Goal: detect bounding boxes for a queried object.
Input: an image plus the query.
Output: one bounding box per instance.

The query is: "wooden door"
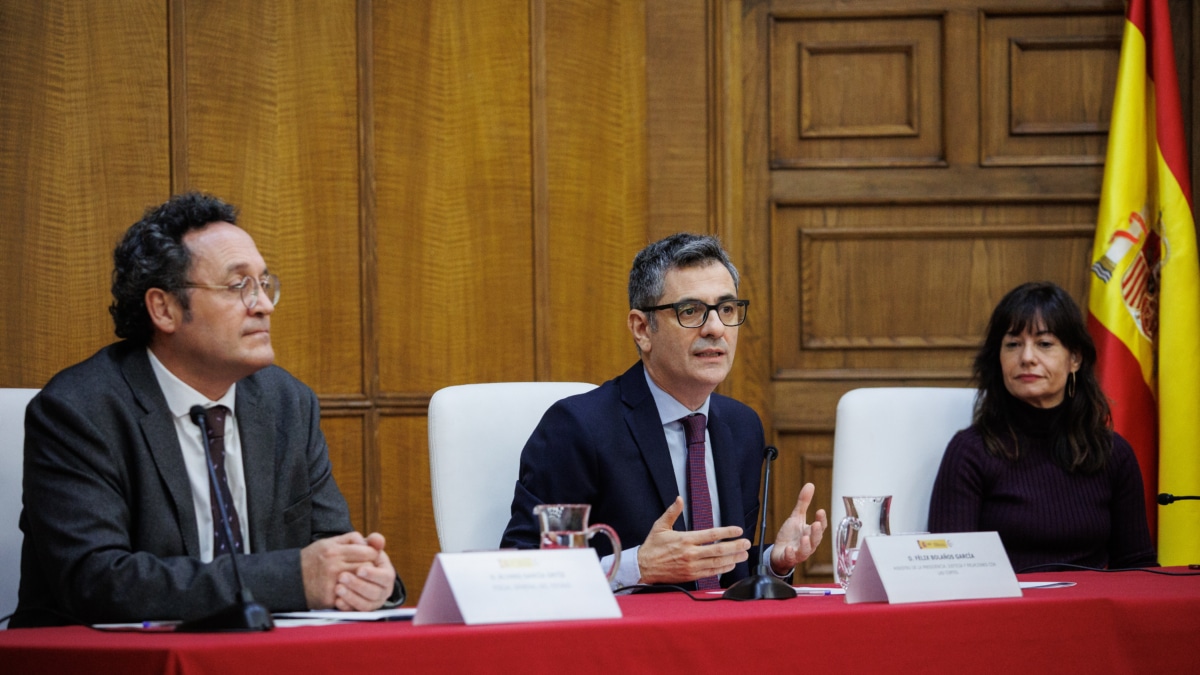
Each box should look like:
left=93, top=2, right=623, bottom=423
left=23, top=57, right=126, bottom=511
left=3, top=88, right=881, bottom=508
left=728, top=0, right=1131, bottom=581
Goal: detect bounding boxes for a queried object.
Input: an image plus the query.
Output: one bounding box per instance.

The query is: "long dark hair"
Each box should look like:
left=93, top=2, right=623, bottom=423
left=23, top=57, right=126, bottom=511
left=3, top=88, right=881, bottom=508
left=973, top=281, right=1113, bottom=472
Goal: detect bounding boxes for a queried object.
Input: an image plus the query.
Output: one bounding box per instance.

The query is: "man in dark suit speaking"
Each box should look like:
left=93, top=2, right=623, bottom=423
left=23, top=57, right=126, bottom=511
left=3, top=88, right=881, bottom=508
left=502, top=234, right=826, bottom=589
left=13, top=193, right=403, bottom=628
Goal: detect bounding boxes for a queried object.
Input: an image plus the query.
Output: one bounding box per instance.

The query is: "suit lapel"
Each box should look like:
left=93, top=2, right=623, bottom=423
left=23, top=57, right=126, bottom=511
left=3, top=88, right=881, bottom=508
left=707, top=401, right=745, bottom=531
left=235, top=374, right=276, bottom=552
left=620, top=363, right=683, bottom=530
left=121, top=347, right=201, bottom=557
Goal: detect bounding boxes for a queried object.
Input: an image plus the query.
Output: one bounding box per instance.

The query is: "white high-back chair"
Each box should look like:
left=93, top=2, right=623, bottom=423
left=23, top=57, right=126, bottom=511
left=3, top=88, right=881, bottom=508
left=1, top=388, right=39, bottom=629
left=829, top=387, right=976, bottom=553
left=427, top=382, right=597, bottom=554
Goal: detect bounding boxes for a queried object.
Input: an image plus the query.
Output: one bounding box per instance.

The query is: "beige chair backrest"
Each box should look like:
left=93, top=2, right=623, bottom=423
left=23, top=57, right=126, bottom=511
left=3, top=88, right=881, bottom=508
left=427, top=382, right=597, bottom=554
left=829, top=386, right=976, bottom=571
left=1, top=388, right=39, bottom=628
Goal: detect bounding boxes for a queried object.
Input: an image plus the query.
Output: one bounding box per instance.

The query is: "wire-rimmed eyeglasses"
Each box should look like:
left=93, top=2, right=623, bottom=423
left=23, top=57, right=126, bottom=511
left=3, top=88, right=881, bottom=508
left=184, top=274, right=281, bottom=310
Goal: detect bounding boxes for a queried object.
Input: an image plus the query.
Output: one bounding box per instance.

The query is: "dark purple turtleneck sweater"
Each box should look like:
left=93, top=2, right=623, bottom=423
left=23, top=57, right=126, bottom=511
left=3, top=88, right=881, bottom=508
left=927, top=399, right=1158, bottom=572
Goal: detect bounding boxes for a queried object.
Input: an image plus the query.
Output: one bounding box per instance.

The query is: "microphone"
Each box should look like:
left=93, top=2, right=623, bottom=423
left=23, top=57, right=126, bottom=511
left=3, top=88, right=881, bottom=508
left=177, top=405, right=274, bottom=632
left=1158, top=493, right=1200, bottom=505
left=722, top=446, right=796, bottom=600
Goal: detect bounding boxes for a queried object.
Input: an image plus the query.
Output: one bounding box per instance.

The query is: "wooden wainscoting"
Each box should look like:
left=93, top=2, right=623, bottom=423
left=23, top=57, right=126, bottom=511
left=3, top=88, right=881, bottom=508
left=1, top=0, right=1195, bottom=596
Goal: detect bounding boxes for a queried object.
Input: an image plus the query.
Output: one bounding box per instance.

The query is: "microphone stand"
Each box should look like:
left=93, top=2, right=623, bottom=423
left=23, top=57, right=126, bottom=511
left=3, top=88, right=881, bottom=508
left=723, top=446, right=797, bottom=600
left=177, top=406, right=274, bottom=632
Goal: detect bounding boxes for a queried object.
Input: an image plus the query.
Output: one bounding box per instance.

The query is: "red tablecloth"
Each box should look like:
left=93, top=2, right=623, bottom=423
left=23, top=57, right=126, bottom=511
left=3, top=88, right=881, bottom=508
left=2, top=569, right=1198, bottom=674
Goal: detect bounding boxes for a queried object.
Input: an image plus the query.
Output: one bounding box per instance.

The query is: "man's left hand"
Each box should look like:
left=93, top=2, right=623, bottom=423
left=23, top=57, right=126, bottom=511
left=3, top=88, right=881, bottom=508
left=333, top=532, right=397, bottom=611
left=768, top=482, right=827, bottom=576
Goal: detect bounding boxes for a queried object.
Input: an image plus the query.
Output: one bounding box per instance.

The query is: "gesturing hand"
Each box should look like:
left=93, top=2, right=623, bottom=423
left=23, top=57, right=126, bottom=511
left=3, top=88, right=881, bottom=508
left=768, top=482, right=827, bottom=576
left=637, top=496, right=750, bottom=585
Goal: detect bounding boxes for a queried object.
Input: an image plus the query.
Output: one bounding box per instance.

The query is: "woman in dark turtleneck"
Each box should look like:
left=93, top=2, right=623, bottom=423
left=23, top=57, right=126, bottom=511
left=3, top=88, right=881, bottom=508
left=928, top=281, right=1157, bottom=572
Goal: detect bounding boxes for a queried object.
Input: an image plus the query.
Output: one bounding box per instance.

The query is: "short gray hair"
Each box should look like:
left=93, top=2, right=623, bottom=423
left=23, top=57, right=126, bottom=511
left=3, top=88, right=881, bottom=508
left=628, top=233, right=739, bottom=329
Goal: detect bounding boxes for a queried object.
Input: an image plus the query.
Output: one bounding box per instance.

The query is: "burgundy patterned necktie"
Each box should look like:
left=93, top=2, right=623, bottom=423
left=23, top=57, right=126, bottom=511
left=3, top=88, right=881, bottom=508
left=203, top=405, right=245, bottom=555
left=681, top=413, right=720, bottom=590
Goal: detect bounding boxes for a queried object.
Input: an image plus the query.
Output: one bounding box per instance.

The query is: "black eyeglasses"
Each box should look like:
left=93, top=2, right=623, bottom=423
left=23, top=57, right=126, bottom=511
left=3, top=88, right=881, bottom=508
left=184, top=274, right=280, bottom=310
left=638, top=299, right=749, bottom=328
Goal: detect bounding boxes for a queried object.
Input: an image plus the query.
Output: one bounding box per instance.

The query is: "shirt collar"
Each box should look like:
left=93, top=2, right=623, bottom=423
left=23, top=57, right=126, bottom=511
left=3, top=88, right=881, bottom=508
left=147, top=347, right=238, bottom=419
left=643, top=368, right=710, bottom=425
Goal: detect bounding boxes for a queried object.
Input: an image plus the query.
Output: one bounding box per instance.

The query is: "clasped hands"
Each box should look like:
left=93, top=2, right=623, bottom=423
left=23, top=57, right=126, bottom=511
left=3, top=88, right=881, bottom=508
left=636, top=483, right=827, bottom=585
left=301, top=531, right=396, bottom=610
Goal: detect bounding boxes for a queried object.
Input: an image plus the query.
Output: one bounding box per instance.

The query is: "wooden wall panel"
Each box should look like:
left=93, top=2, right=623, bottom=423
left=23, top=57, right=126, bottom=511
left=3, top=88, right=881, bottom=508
left=720, top=0, right=774, bottom=423
left=646, top=0, right=710, bottom=239
left=374, top=0, right=536, bottom=395
left=772, top=202, right=1097, bottom=373
left=181, top=0, right=363, bottom=395
left=320, top=412, right=367, bottom=531
left=0, top=0, right=169, bottom=386
left=542, top=0, right=650, bottom=383
left=771, top=14, right=944, bottom=167
left=769, top=7, right=1126, bottom=172
left=797, top=226, right=1089, bottom=347
left=981, top=11, right=1123, bottom=166
left=378, top=414, right=438, bottom=603
left=768, top=201, right=1099, bottom=372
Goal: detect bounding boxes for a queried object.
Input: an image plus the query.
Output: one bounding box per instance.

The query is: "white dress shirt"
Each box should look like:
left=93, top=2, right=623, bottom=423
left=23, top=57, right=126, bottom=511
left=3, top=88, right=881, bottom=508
left=147, top=348, right=251, bottom=562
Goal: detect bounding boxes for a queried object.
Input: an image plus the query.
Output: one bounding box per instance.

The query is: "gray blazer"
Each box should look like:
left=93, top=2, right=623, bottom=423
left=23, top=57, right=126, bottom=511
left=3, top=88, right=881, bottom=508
left=13, top=341, right=398, bottom=627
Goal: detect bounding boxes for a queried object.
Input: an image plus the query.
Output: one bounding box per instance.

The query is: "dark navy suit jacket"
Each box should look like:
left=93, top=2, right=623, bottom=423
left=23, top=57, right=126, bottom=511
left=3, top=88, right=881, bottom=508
left=500, top=361, right=766, bottom=588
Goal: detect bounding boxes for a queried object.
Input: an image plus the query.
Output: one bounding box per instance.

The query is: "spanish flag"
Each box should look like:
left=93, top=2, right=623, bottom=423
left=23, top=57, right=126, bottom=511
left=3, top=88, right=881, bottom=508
left=1088, top=0, right=1200, bottom=565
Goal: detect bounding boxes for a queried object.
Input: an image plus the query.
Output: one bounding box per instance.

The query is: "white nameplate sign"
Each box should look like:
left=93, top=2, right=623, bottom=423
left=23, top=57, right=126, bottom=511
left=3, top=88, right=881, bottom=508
left=413, top=549, right=622, bottom=625
left=845, top=531, right=1021, bottom=604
